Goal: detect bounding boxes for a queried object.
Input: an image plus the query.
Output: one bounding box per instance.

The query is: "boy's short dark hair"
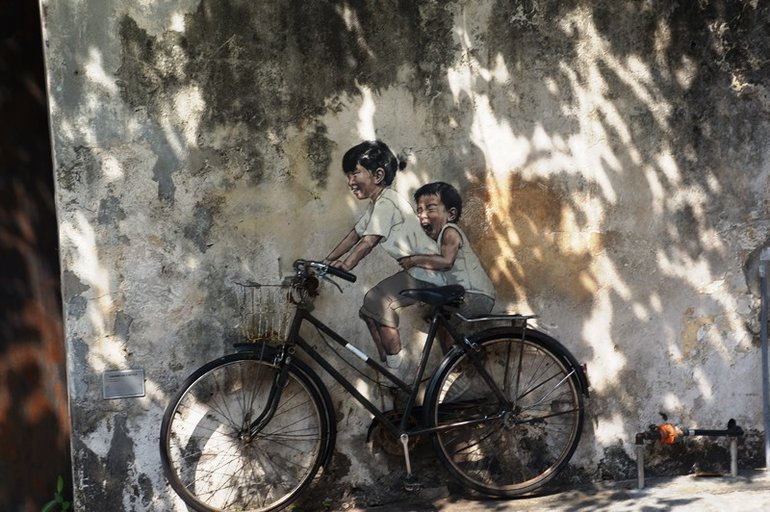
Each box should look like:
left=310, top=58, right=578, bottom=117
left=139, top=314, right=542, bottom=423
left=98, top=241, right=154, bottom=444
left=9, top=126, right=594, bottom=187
left=414, top=181, right=463, bottom=221
left=342, top=140, right=406, bottom=186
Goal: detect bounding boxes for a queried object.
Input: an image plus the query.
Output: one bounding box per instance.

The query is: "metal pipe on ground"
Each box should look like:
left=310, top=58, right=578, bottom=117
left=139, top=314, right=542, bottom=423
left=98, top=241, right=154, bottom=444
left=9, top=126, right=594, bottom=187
left=634, top=420, right=743, bottom=489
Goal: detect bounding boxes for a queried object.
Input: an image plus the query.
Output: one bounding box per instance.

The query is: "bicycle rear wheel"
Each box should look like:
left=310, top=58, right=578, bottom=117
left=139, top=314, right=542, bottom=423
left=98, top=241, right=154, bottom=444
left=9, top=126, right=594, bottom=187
left=160, top=351, right=332, bottom=512
left=425, top=328, right=584, bottom=497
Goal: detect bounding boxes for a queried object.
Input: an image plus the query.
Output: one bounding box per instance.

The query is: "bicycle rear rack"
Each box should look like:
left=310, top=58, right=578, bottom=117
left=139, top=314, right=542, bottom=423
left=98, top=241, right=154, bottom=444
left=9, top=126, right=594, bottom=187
left=455, top=312, right=537, bottom=328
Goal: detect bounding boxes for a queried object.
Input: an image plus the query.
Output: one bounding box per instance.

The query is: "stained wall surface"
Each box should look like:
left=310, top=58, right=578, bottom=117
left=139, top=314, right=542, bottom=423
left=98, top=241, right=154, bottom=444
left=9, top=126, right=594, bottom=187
left=40, top=0, right=770, bottom=509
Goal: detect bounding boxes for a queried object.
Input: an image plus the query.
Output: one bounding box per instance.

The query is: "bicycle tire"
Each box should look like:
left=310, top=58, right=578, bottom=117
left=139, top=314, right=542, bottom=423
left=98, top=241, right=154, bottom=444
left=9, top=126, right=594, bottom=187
left=160, top=351, right=334, bottom=512
left=424, top=328, right=584, bottom=497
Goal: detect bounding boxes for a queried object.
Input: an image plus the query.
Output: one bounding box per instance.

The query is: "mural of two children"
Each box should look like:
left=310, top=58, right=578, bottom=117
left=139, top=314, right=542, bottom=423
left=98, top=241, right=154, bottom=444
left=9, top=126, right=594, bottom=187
left=323, top=140, right=496, bottom=370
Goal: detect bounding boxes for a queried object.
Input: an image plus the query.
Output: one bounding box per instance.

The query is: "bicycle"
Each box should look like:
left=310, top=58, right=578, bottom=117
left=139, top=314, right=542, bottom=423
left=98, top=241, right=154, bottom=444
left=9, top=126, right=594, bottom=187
left=160, top=259, right=590, bottom=512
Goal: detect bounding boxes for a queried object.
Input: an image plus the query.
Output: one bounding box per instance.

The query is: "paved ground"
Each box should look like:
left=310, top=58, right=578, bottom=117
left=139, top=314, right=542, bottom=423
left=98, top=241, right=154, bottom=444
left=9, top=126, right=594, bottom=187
left=349, top=470, right=770, bottom=511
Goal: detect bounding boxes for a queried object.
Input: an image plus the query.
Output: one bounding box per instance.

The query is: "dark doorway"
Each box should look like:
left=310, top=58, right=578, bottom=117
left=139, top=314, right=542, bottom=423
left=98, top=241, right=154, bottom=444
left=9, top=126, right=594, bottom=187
left=0, top=1, right=71, bottom=511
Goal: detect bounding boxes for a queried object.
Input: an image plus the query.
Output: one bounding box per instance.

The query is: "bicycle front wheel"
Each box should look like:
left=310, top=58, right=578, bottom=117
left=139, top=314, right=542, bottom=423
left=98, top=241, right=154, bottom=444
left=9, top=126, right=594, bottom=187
left=160, top=352, right=331, bottom=512
left=425, top=328, right=584, bottom=497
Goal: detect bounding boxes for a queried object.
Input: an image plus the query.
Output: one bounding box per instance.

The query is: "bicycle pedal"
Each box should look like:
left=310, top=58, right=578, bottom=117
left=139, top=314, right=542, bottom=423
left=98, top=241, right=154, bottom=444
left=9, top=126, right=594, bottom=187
left=401, top=474, right=422, bottom=492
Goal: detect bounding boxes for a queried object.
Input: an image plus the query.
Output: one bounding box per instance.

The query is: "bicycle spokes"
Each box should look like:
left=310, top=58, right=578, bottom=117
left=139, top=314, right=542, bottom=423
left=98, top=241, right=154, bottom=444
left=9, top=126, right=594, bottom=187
left=428, top=333, right=584, bottom=496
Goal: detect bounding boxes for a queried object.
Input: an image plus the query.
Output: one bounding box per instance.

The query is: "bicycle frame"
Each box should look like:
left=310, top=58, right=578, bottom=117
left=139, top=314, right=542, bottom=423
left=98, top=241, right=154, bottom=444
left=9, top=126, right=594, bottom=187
left=292, top=305, right=445, bottom=439
left=257, top=298, right=525, bottom=442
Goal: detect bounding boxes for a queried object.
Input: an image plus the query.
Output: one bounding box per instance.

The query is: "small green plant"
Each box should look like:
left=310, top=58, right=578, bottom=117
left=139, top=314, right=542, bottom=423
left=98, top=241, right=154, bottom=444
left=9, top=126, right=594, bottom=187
left=41, top=475, right=72, bottom=512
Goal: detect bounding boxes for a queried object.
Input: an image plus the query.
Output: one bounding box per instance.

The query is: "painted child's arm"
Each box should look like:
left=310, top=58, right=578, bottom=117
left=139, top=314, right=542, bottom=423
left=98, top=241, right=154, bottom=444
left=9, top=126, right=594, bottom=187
left=339, top=234, right=382, bottom=271
left=400, top=227, right=461, bottom=271
left=324, top=229, right=360, bottom=265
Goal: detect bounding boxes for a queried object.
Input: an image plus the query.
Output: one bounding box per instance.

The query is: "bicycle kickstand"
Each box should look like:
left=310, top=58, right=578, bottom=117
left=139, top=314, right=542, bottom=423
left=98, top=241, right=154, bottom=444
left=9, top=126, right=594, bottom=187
left=399, top=434, right=422, bottom=492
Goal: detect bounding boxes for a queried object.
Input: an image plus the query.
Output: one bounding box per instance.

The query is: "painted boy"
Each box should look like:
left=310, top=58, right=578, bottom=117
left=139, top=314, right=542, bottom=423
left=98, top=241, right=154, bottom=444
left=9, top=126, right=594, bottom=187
left=399, top=181, right=495, bottom=351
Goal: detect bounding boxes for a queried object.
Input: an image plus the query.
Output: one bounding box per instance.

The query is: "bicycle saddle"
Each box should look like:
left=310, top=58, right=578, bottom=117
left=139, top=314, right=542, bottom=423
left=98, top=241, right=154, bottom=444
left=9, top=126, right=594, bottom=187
left=400, top=285, right=465, bottom=306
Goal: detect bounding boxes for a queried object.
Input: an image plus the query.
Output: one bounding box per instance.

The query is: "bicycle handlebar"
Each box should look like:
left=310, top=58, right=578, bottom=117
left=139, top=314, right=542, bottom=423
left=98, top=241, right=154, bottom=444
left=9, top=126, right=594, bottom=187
left=296, top=259, right=357, bottom=283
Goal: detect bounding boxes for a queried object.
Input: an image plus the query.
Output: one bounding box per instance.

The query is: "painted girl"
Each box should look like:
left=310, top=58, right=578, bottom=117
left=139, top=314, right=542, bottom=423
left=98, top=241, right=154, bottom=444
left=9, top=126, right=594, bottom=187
left=323, top=140, right=444, bottom=369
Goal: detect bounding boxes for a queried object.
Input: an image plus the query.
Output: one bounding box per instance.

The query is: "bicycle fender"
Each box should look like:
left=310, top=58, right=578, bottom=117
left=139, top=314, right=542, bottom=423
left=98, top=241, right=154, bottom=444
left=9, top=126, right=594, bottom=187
left=521, top=328, right=590, bottom=398
left=230, top=344, right=338, bottom=468
left=428, top=328, right=590, bottom=400
left=280, top=355, right=339, bottom=469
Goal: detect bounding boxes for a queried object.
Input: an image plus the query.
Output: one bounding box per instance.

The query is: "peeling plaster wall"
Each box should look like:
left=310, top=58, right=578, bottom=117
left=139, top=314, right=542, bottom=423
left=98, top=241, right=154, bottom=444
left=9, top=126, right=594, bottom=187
left=40, top=0, right=770, bottom=509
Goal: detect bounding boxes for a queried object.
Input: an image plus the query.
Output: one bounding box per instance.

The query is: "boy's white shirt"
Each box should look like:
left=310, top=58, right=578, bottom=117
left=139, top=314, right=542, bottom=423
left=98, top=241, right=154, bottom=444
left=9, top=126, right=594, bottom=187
left=438, top=223, right=495, bottom=300
left=354, top=188, right=445, bottom=286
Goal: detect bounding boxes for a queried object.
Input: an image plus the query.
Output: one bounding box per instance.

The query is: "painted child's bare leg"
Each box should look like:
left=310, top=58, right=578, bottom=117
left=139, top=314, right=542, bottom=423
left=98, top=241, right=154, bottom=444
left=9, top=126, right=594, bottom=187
left=363, top=315, right=387, bottom=362
left=378, top=325, right=404, bottom=369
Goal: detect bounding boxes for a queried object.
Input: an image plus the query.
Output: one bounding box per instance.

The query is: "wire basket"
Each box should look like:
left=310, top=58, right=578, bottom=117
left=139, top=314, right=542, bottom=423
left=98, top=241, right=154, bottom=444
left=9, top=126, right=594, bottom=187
left=236, top=283, right=294, bottom=343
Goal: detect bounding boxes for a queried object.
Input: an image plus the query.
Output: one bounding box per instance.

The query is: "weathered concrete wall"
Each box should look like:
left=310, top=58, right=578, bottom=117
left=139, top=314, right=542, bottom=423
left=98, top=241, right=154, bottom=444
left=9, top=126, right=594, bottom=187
left=40, top=0, right=770, bottom=509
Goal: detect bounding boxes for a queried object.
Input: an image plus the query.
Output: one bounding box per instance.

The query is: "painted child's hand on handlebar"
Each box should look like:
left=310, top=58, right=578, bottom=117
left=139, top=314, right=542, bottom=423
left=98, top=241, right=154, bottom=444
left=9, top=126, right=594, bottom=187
left=310, top=258, right=357, bottom=282
left=323, top=262, right=357, bottom=282
left=323, top=258, right=345, bottom=270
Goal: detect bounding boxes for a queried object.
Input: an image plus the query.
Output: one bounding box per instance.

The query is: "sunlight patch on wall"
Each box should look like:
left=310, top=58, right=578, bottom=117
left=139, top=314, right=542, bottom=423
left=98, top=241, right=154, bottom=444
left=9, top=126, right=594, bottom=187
left=356, top=82, right=377, bottom=141
left=593, top=412, right=629, bottom=447
left=84, top=47, right=118, bottom=95
left=173, top=86, right=205, bottom=147
left=656, top=150, right=681, bottom=186
left=61, top=213, right=110, bottom=308
left=169, top=12, right=185, bottom=33
left=446, top=40, right=531, bottom=179
left=662, top=392, right=683, bottom=412
left=581, top=292, right=627, bottom=393
left=558, top=63, right=619, bottom=205
left=335, top=4, right=375, bottom=59
left=560, top=9, right=673, bottom=129
left=482, top=177, right=523, bottom=298
left=642, top=164, right=666, bottom=216
left=674, top=55, right=698, bottom=89
left=185, top=255, right=199, bottom=270
left=692, top=367, right=714, bottom=400
left=60, top=213, right=125, bottom=372
left=467, top=96, right=530, bottom=177
left=656, top=248, right=710, bottom=287
left=160, top=117, right=185, bottom=159
left=99, top=153, right=125, bottom=182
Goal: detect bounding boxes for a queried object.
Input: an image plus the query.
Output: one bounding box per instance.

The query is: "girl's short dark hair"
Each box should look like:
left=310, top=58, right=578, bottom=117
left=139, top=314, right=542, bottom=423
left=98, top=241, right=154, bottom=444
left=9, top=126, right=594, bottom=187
left=414, top=181, right=463, bottom=221
left=342, top=140, right=406, bottom=186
